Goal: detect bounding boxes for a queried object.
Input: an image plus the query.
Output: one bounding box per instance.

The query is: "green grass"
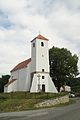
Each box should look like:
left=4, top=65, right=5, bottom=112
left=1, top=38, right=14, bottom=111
left=0, top=92, right=67, bottom=99
left=0, top=92, right=68, bottom=112
left=0, top=99, right=39, bottom=112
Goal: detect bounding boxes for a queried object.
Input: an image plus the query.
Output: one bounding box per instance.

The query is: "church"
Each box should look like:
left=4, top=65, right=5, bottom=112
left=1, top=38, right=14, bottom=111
left=4, top=34, right=58, bottom=93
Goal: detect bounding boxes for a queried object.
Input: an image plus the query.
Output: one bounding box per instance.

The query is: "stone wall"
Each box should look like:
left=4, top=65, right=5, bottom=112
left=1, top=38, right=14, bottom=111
left=35, top=95, right=69, bottom=108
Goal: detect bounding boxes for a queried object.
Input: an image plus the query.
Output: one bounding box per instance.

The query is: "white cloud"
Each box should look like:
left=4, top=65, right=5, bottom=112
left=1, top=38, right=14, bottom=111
left=0, top=0, right=80, bottom=76
left=48, top=6, right=80, bottom=47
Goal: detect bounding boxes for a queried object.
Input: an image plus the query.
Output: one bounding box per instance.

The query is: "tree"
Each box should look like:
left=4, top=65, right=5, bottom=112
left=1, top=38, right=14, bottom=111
left=0, top=78, right=3, bottom=92
left=66, top=77, right=80, bottom=92
left=0, top=75, right=10, bottom=92
left=49, top=46, right=79, bottom=92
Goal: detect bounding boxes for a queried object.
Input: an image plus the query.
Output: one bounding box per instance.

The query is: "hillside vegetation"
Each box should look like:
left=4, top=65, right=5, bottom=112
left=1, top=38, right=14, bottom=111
left=0, top=92, right=67, bottom=112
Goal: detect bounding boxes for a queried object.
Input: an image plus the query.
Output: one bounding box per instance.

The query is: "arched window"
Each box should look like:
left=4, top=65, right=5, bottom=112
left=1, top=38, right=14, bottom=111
left=42, top=76, right=45, bottom=79
left=42, top=69, right=44, bottom=72
left=41, top=42, right=44, bottom=46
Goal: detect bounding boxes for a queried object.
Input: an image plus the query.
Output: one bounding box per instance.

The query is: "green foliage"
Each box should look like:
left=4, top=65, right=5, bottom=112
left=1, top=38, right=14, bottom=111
left=67, top=77, right=80, bottom=86
left=49, top=47, right=79, bottom=92
left=0, top=75, right=10, bottom=92
left=66, top=77, right=80, bottom=92
left=71, top=85, right=80, bottom=92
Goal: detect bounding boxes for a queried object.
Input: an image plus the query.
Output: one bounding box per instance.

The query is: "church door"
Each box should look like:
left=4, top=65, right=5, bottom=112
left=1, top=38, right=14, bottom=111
left=42, top=84, right=45, bottom=92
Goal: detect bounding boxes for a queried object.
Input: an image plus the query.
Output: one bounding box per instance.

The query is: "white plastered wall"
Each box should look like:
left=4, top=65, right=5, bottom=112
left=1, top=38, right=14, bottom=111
left=31, top=39, right=49, bottom=73
left=6, top=62, right=31, bottom=92
left=30, top=73, right=58, bottom=93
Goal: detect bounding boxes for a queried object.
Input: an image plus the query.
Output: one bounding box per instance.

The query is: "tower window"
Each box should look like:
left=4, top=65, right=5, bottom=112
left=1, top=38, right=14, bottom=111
left=42, top=76, right=45, bottom=79
left=33, top=43, right=35, bottom=47
left=42, top=69, right=44, bottom=72
left=41, top=42, right=44, bottom=46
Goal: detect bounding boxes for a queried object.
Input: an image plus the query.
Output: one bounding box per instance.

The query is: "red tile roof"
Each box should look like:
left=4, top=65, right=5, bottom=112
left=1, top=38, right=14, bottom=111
left=31, top=34, right=49, bottom=42
left=11, top=58, right=31, bottom=72
left=4, top=79, right=17, bottom=87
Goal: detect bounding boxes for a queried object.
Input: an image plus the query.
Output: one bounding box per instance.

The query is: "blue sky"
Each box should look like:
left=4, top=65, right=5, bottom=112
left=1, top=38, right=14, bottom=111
left=0, top=0, right=80, bottom=76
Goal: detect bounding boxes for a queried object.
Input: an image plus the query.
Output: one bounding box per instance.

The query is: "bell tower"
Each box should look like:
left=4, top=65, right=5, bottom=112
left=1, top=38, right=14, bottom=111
left=30, top=34, right=58, bottom=93
left=31, top=34, right=49, bottom=73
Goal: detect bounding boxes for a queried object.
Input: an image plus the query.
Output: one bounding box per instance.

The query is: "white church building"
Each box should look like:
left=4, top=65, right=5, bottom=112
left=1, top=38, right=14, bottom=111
left=4, top=34, right=58, bottom=93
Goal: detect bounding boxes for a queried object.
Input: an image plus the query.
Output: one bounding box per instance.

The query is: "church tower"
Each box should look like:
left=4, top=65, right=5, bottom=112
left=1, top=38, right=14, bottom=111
left=30, top=34, right=58, bottom=93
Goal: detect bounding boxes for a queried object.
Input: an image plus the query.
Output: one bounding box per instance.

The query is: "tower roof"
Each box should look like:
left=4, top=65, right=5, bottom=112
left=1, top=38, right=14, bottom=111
left=11, top=58, right=31, bottom=72
left=31, top=34, right=49, bottom=42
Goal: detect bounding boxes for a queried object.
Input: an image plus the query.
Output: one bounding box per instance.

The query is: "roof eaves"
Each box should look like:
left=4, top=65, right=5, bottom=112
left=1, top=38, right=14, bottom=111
left=4, top=79, right=17, bottom=87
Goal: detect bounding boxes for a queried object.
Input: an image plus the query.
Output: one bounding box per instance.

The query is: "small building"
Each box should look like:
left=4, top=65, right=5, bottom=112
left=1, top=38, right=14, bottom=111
left=4, top=34, right=58, bottom=93
left=60, top=85, right=71, bottom=92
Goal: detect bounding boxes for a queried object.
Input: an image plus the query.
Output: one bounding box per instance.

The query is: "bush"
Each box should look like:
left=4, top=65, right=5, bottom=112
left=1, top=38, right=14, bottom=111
left=71, top=86, right=80, bottom=92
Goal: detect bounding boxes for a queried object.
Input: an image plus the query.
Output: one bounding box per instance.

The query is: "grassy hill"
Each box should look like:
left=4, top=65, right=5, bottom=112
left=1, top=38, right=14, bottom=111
left=0, top=92, right=67, bottom=112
